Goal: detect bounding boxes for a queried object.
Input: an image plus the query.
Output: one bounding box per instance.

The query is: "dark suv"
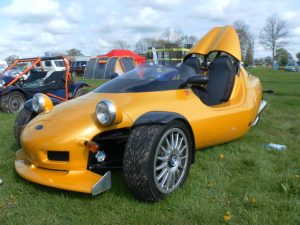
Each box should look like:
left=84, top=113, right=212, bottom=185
left=70, top=61, right=88, bottom=77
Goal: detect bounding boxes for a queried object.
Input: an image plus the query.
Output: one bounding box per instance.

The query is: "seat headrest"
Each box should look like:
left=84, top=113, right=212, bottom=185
left=182, top=57, right=201, bottom=74
left=211, top=55, right=233, bottom=68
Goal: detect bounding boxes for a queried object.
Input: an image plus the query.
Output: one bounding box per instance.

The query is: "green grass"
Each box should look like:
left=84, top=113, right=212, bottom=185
left=1, top=69, right=299, bottom=225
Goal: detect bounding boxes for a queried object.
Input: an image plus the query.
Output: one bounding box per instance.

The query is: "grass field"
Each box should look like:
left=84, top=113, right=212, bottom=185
left=0, top=68, right=299, bottom=225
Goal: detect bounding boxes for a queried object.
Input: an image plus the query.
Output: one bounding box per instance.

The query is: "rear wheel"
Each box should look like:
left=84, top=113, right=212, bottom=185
left=14, top=107, right=36, bottom=148
left=0, top=91, right=25, bottom=113
left=123, top=121, right=192, bottom=202
left=75, top=88, right=89, bottom=97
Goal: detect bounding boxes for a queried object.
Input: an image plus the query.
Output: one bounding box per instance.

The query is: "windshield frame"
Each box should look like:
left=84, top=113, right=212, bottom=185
left=94, top=64, right=197, bottom=93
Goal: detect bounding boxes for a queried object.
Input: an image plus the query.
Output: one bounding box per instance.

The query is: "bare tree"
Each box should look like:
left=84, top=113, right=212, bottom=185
left=161, top=27, right=183, bottom=45
left=135, top=38, right=156, bottom=54
left=161, top=28, right=172, bottom=43
left=233, top=20, right=253, bottom=60
left=5, top=55, right=19, bottom=65
left=113, top=40, right=130, bottom=49
left=259, top=14, right=289, bottom=62
left=181, top=35, right=198, bottom=46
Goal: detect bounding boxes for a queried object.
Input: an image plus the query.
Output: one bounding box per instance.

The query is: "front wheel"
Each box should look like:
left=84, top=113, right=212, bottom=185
left=123, top=121, right=192, bottom=202
left=14, top=107, right=36, bottom=148
left=75, top=88, right=89, bottom=97
left=0, top=91, right=25, bottom=113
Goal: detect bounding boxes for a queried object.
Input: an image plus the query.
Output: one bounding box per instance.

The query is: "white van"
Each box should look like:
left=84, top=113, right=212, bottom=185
left=0, top=60, right=8, bottom=73
left=40, top=60, right=65, bottom=71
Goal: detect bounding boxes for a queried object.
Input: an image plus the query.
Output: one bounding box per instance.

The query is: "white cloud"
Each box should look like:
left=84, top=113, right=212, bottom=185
left=0, top=0, right=300, bottom=59
left=66, top=2, right=83, bottom=22
left=47, top=19, right=76, bottom=34
left=1, top=0, right=60, bottom=22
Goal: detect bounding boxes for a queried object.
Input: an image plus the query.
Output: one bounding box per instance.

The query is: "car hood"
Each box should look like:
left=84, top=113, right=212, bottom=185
left=22, top=90, right=193, bottom=144
left=21, top=89, right=194, bottom=171
left=0, top=74, right=15, bottom=85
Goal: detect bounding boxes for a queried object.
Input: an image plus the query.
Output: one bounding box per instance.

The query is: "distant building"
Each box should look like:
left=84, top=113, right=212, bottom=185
left=147, top=44, right=192, bottom=66
left=70, top=56, right=91, bottom=61
left=272, top=61, right=279, bottom=70
left=44, top=51, right=66, bottom=57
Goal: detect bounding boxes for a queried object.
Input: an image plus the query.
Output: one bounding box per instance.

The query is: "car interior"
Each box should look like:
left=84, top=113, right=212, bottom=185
left=182, top=52, right=239, bottom=106
left=23, top=71, right=69, bottom=93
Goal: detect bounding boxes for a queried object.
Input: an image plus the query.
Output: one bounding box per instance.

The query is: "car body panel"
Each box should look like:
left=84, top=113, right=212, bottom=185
left=186, top=26, right=242, bottom=61
left=15, top=149, right=108, bottom=194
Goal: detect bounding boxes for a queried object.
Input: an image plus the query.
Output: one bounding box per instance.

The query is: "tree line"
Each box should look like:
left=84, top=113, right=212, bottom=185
left=4, top=14, right=299, bottom=67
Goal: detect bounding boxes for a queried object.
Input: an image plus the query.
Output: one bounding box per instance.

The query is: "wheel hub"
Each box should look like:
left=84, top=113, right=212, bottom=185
left=168, top=155, right=178, bottom=167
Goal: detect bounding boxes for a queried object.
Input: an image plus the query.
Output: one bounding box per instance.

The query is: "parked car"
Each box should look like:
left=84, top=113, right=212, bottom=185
left=15, top=26, right=267, bottom=202
left=284, top=62, right=300, bottom=72
left=0, top=56, right=90, bottom=114
left=70, top=60, right=88, bottom=77
left=41, top=59, right=66, bottom=72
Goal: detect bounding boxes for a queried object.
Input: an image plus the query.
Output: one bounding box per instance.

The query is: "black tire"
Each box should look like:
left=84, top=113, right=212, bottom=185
left=0, top=91, right=25, bottom=113
left=123, top=121, right=192, bottom=202
left=75, top=88, right=89, bottom=97
left=14, top=107, right=36, bottom=148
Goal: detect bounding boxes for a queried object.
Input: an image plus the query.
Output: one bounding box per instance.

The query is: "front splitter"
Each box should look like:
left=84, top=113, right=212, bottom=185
left=15, top=149, right=111, bottom=195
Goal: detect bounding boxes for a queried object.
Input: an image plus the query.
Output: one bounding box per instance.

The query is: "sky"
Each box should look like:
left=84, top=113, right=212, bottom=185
left=0, top=0, right=300, bottom=60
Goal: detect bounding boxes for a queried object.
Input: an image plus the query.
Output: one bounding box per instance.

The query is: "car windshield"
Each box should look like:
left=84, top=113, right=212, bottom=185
left=54, top=61, right=64, bottom=67
left=2, top=68, right=22, bottom=77
left=94, top=64, right=196, bottom=93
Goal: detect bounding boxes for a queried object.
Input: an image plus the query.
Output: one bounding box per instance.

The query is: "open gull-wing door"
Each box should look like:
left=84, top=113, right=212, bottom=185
left=185, top=26, right=242, bottom=61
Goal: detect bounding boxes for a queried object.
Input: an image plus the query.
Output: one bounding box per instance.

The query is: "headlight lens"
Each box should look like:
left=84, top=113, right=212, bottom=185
left=96, top=100, right=116, bottom=125
left=32, top=93, right=53, bottom=113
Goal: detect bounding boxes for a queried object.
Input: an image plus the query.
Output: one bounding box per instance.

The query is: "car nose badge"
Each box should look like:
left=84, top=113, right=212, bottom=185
left=35, top=125, right=44, bottom=130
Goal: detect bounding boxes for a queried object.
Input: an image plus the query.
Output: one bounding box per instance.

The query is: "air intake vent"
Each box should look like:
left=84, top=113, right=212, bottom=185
left=48, top=151, right=69, bottom=161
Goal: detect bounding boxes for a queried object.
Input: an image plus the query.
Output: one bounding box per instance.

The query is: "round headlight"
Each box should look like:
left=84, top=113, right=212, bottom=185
left=32, top=93, right=53, bottom=113
left=96, top=100, right=116, bottom=125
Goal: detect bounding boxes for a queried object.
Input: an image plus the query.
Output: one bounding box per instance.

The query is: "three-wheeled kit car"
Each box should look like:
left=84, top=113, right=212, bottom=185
left=15, top=26, right=267, bottom=202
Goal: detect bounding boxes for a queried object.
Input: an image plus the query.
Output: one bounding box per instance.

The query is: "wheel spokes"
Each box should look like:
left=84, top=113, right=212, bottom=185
left=154, top=127, right=189, bottom=193
left=156, top=162, right=168, bottom=171
left=157, top=168, right=168, bottom=181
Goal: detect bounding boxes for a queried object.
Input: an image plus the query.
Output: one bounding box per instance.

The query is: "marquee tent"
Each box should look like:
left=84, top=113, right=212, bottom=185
left=84, top=50, right=146, bottom=79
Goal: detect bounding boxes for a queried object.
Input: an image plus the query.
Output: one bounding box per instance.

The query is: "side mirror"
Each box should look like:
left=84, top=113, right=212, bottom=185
left=186, top=75, right=209, bottom=86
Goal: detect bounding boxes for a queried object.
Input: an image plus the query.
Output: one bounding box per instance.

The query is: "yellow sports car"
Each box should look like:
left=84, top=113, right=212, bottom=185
left=15, top=26, right=266, bottom=202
